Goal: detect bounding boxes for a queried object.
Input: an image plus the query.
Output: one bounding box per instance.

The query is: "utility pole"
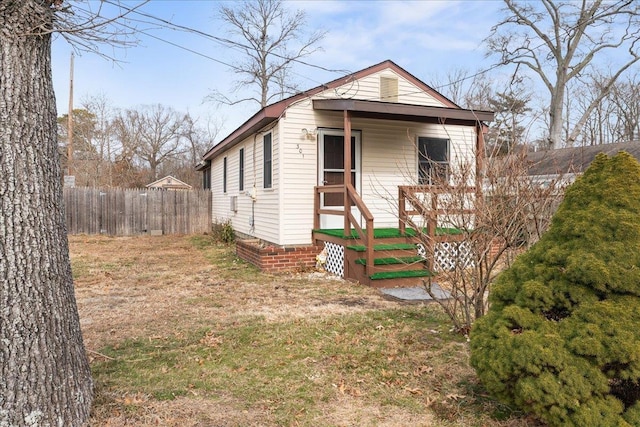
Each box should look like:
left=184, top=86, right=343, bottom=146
left=67, top=52, right=74, bottom=177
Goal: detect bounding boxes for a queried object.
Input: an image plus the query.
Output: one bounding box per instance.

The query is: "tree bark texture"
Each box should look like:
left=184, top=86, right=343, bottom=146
left=0, top=2, right=93, bottom=426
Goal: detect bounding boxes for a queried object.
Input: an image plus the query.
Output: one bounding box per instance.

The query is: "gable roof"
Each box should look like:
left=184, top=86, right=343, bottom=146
left=146, top=175, right=192, bottom=189
left=202, top=60, right=492, bottom=162
left=525, top=141, right=640, bottom=176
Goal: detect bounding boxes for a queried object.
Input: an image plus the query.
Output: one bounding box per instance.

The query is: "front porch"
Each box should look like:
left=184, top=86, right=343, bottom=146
left=306, top=98, right=484, bottom=288
left=234, top=184, right=475, bottom=290
left=312, top=184, right=474, bottom=288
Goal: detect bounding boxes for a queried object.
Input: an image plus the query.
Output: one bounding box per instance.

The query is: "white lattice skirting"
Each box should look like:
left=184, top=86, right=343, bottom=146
left=320, top=240, right=472, bottom=278
left=434, top=241, right=473, bottom=271
left=324, top=242, right=344, bottom=277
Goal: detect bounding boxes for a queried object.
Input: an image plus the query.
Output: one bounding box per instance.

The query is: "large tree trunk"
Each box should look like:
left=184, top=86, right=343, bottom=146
left=0, top=2, right=93, bottom=425
left=548, top=79, right=566, bottom=150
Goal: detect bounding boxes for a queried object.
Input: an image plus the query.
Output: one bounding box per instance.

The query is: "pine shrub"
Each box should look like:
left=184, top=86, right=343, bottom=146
left=470, top=152, right=640, bottom=426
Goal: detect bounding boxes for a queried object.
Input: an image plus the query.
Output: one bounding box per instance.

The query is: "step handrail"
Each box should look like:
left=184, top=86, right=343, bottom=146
left=346, top=183, right=374, bottom=277
left=314, top=184, right=375, bottom=276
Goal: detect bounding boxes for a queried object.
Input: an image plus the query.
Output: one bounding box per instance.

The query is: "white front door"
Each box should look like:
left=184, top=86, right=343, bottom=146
left=318, top=129, right=362, bottom=229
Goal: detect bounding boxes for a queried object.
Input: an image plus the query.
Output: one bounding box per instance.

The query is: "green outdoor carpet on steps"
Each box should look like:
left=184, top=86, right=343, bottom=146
left=355, top=256, right=425, bottom=266
left=370, top=269, right=436, bottom=280
left=346, top=243, right=416, bottom=252
left=314, top=227, right=461, bottom=239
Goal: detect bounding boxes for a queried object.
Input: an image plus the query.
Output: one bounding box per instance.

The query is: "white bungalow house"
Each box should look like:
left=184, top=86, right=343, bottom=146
left=198, top=60, right=493, bottom=287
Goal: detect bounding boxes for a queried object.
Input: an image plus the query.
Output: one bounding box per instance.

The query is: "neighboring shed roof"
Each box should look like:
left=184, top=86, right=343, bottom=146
left=525, top=141, right=640, bottom=176
left=201, top=59, right=493, bottom=162
left=146, top=175, right=192, bottom=190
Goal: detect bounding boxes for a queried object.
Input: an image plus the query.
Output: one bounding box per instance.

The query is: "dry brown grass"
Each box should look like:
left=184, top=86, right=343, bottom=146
left=72, top=235, right=397, bottom=352
left=70, top=234, right=542, bottom=427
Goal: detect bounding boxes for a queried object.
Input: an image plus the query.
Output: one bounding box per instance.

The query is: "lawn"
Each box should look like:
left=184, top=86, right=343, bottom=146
left=70, top=234, right=541, bottom=426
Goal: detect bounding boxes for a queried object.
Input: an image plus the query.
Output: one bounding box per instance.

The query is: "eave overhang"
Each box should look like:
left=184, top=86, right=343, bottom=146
left=313, top=99, right=494, bottom=125
left=201, top=103, right=288, bottom=162
left=194, top=159, right=211, bottom=172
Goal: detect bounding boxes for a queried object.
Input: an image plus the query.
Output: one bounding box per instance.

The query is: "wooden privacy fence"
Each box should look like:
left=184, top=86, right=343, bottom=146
left=63, top=187, right=211, bottom=236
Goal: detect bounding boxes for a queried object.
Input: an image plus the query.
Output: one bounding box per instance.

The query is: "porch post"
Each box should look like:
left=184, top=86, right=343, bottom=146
left=343, top=109, right=352, bottom=235
left=475, top=123, right=486, bottom=204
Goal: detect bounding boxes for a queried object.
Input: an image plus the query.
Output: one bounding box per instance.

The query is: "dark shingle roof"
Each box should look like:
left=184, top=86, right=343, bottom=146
left=525, top=141, right=640, bottom=176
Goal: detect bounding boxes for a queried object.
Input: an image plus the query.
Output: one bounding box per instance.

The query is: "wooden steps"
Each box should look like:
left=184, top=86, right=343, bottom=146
left=341, top=232, right=435, bottom=288
left=312, top=227, right=467, bottom=288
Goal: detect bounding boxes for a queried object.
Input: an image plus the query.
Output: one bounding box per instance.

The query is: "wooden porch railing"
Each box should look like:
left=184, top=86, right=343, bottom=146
left=398, top=185, right=475, bottom=271
left=314, top=183, right=375, bottom=277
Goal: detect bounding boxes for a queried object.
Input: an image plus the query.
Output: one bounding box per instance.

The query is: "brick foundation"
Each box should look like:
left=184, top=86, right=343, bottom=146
left=236, top=239, right=322, bottom=272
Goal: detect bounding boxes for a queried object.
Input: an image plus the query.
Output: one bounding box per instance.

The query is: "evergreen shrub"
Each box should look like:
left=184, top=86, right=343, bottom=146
left=470, top=152, right=640, bottom=426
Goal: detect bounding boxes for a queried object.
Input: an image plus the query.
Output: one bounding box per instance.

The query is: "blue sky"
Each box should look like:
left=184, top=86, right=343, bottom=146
left=51, top=0, right=506, bottom=140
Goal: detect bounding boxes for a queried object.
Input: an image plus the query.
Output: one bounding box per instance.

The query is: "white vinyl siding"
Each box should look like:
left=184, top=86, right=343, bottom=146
left=210, top=126, right=281, bottom=245
left=331, top=70, right=448, bottom=107
left=358, top=119, right=474, bottom=227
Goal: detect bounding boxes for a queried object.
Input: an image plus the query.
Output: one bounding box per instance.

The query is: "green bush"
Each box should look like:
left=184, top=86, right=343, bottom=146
left=470, top=152, right=640, bottom=427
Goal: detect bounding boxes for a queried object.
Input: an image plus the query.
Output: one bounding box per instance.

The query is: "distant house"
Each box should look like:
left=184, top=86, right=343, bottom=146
left=146, top=175, right=192, bottom=190
left=525, top=141, right=640, bottom=185
left=198, top=60, right=493, bottom=286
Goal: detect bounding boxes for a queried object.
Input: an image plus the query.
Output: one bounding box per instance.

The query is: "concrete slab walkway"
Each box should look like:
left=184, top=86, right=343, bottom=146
left=379, top=283, right=451, bottom=302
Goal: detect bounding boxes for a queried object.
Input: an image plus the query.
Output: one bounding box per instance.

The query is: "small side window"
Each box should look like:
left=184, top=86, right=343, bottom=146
left=263, top=133, right=272, bottom=189
left=223, top=156, right=227, bottom=193
left=239, top=148, right=245, bottom=191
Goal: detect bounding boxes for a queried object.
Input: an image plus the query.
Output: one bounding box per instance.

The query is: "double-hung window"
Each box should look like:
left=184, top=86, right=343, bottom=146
left=239, top=148, right=244, bottom=191
left=263, top=133, right=272, bottom=189
left=223, top=156, right=227, bottom=193
left=418, top=137, right=449, bottom=185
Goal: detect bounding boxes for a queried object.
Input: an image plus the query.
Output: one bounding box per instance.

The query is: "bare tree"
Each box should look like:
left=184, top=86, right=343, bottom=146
left=177, top=114, right=219, bottom=187
left=430, top=67, right=495, bottom=110
left=82, top=93, right=118, bottom=186
left=487, top=0, right=640, bottom=149
left=610, top=73, right=640, bottom=142
left=573, top=75, right=618, bottom=146
left=431, top=69, right=534, bottom=154
left=570, top=72, right=640, bottom=145
left=211, top=0, right=325, bottom=108
left=0, top=2, right=146, bottom=424
left=401, top=152, right=564, bottom=333
left=113, top=104, right=188, bottom=182
left=182, top=114, right=218, bottom=168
